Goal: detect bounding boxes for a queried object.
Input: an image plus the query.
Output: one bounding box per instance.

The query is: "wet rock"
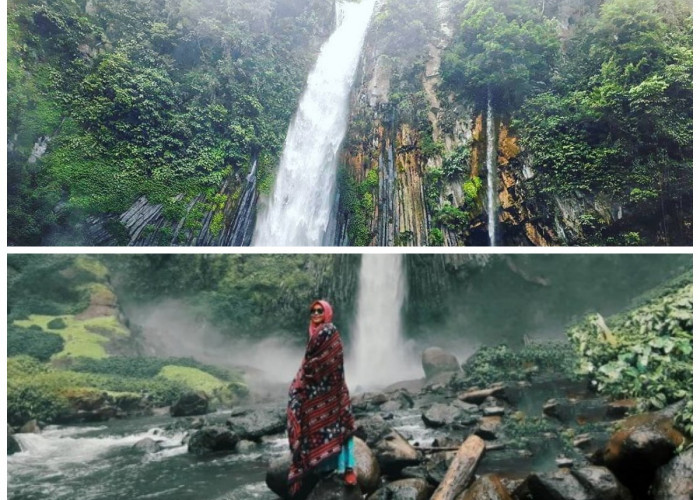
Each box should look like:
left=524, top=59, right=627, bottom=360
left=375, top=429, right=422, bottom=475
left=187, top=426, right=239, bottom=456
left=355, top=437, right=382, bottom=495
left=19, top=419, right=41, bottom=434
left=226, top=407, right=286, bottom=441
left=170, top=391, right=209, bottom=417
left=475, top=416, right=501, bottom=440
left=400, top=465, right=430, bottom=481
left=132, top=437, right=163, bottom=454
left=422, top=347, right=461, bottom=380
left=458, top=384, right=506, bottom=405
left=354, top=390, right=414, bottom=413
left=308, top=475, right=363, bottom=500
left=368, top=478, right=434, bottom=500
left=266, top=439, right=380, bottom=498
left=556, top=456, right=574, bottom=468
left=651, top=448, right=692, bottom=500
left=426, top=451, right=454, bottom=485
left=513, top=469, right=592, bottom=500
left=8, top=426, right=21, bottom=455
left=422, top=404, right=476, bottom=429
left=570, top=466, right=632, bottom=500
left=457, top=474, right=512, bottom=500
left=355, top=416, right=393, bottom=446
left=483, top=406, right=505, bottom=417
left=189, top=417, right=206, bottom=430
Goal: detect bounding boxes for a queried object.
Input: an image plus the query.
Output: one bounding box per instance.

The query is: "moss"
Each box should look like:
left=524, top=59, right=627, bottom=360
left=74, top=256, right=109, bottom=281
left=157, top=365, right=227, bottom=395
left=13, top=314, right=128, bottom=359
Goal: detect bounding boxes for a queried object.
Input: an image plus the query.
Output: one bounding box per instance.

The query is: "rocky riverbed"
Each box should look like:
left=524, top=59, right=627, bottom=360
left=8, top=348, right=691, bottom=500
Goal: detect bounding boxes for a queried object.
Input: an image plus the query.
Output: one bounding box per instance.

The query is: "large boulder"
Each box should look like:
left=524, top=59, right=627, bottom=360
left=187, top=426, right=239, bottom=456
left=307, top=475, right=363, bottom=500
left=368, top=478, right=434, bottom=500
left=651, top=448, right=692, bottom=500
left=374, top=429, right=422, bottom=476
left=512, top=467, right=631, bottom=500
left=457, top=474, right=512, bottom=500
left=170, top=391, right=209, bottom=417
left=355, top=416, right=393, bottom=446
left=596, top=409, right=685, bottom=499
left=422, top=347, right=461, bottom=381
left=266, top=438, right=381, bottom=498
left=132, top=437, right=163, bottom=454
left=421, top=404, right=477, bottom=429
left=226, top=407, right=286, bottom=441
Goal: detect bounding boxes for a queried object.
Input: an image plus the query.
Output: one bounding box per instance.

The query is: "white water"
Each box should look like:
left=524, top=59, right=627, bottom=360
left=346, top=255, right=422, bottom=390
left=486, top=91, right=497, bottom=246
left=252, top=0, right=376, bottom=246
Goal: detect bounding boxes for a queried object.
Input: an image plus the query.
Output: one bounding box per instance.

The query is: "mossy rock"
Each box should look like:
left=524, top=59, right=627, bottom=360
left=47, top=317, right=67, bottom=329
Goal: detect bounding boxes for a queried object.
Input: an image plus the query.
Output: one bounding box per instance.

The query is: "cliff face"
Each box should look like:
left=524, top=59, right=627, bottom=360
left=339, top=0, right=667, bottom=246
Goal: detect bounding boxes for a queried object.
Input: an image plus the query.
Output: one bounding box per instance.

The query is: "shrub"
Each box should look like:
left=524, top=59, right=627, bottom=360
left=7, top=325, right=65, bottom=361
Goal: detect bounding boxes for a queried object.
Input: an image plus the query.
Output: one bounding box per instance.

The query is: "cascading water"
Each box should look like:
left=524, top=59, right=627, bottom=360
left=228, top=157, right=258, bottom=245
left=486, top=89, right=497, bottom=246
left=346, top=254, right=422, bottom=390
left=252, top=0, right=376, bottom=246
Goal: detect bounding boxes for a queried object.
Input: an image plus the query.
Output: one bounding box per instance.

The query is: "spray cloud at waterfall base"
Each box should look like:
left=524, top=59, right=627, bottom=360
left=346, top=255, right=423, bottom=390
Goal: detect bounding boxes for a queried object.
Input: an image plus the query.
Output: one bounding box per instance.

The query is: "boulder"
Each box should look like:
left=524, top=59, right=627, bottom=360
left=353, top=390, right=414, bottom=413
left=226, top=407, right=286, bottom=441
left=512, top=470, right=592, bottom=500
left=235, top=440, right=258, bottom=453
left=307, top=475, right=363, bottom=500
left=651, top=448, right=692, bottom=500
left=19, top=419, right=41, bottom=434
left=421, top=404, right=477, bottom=429
left=475, top=416, right=501, bottom=441
left=170, top=391, right=209, bottom=417
left=368, top=478, right=434, bottom=500
left=422, top=347, right=461, bottom=380
left=355, top=416, right=393, bottom=446
left=132, top=437, right=163, bottom=454
left=8, top=426, right=21, bottom=455
left=374, top=429, right=422, bottom=475
left=266, top=438, right=380, bottom=498
left=457, top=474, right=512, bottom=500
left=570, top=466, right=632, bottom=500
left=187, top=426, right=239, bottom=456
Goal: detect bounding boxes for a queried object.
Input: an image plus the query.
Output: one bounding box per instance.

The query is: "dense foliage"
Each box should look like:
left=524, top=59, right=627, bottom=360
left=460, top=342, right=580, bottom=388
left=8, top=325, right=65, bottom=361
left=8, top=0, right=333, bottom=244
left=441, top=0, right=692, bottom=245
left=568, top=274, right=692, bottom=436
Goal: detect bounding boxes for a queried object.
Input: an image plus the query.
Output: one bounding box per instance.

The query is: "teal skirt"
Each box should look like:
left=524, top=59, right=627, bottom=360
left=317, top=437, right=355, bottom=473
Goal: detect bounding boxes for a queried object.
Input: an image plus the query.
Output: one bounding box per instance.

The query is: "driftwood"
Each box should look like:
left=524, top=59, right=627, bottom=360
left=416, top=443, right=504, bottom=453
left=430, top=435, right=485, bottom=500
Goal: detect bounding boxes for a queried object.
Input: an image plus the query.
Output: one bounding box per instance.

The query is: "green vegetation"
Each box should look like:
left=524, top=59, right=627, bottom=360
left=8, top=325, right=65, bottom=361
left=568, top=280, right=692, bottom=436
left=338, top=167, right=376, bottom=246
left=460, top=342, right=581, bottom=387
left=8, top=0, right=333, bottom=244
left=441, top=0, right=692, bottom=245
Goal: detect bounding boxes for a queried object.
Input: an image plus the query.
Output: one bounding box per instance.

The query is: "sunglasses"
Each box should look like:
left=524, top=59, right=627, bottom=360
left=310, top=308, right=324, bottom=315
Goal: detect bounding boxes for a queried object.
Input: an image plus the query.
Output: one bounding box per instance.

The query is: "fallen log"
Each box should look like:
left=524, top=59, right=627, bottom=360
left=430, top=435, right=485, bottom=500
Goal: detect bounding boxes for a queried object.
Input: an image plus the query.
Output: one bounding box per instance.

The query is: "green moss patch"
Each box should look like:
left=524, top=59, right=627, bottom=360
left=14, top=314, right=128, bottom=359
left=157, top=365, right=227, bottom=395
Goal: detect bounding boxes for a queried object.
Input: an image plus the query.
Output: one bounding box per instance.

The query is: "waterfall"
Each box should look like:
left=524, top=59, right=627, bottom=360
left=346, top=254, right=422, bottom=390
left=228, top=157, right=258, bottom=246
left=252, top=0, right=376, bottom=246
left=486, top=89, right=497, bottom=246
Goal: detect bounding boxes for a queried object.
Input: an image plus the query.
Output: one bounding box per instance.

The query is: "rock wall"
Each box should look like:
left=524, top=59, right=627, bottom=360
left=338, top=0, right=622, bottom=246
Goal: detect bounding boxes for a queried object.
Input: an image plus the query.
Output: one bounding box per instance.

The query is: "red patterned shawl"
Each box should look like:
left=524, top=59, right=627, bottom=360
left=287, top=300, right=354, bottom=495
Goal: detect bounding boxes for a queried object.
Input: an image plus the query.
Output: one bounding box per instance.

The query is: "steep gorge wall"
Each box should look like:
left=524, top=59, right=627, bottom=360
left=338, top=0, right=616, bottom=246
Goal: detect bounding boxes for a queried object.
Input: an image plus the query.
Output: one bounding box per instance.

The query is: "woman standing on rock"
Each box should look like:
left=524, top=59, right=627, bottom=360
left=287, top=299, right=357, bottom=496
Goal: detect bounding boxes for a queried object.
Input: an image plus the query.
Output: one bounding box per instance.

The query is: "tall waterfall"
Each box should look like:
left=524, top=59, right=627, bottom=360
left=486, top=90, right=497, bottom=246
left=252, top=0, right=376, bottom=246
left=346, top=254, right=422, bottom=390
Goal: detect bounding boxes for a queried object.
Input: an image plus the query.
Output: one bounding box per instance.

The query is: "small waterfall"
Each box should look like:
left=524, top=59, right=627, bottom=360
left=346, top=254, right=422, bottom=390
left=228, top=157, right=258, bottom=246
left=252, top=0, right=376, bottom=246
left=486, top=89, right=497, bottom=246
